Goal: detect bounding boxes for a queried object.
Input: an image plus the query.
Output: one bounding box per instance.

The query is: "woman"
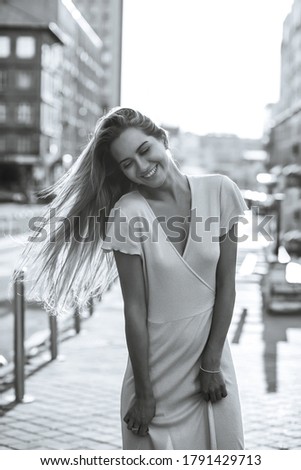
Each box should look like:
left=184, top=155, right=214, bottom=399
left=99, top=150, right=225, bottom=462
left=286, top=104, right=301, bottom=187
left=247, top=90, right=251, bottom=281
left=13, top=107, right=248, bottom=450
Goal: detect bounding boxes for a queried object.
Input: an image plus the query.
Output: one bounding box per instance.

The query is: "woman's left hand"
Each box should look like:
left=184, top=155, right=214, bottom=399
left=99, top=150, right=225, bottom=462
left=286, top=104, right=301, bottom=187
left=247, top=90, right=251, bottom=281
left=199, top=369, right=228, bottom=403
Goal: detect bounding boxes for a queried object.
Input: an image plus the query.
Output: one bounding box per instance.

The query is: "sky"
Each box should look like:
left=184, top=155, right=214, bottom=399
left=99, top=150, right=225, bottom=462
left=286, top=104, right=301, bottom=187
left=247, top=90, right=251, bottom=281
left=121, top=0, right=294, bottom=139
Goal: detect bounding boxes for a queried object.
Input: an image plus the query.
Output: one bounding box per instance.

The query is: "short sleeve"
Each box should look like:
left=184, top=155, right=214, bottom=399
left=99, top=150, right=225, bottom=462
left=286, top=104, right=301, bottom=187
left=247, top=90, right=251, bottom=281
left=219, top=175, right=249, bottom=236
left=101, top=204, right=143, bottom=256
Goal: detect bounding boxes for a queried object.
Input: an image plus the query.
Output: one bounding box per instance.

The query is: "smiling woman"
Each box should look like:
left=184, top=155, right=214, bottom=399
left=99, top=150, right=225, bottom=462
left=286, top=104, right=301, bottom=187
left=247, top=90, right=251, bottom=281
left=13, top=107, right=248, bottom=450
left=110, top=128, right=169, bottom=183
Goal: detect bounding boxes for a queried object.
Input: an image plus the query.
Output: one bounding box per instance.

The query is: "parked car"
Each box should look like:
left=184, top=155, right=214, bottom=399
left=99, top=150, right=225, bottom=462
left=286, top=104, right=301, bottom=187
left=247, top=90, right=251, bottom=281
left=283, top=230, right=301, bottom=257
left=0, top=190, right=28, bottom=204
left=261, top=236, right=301, bottom=314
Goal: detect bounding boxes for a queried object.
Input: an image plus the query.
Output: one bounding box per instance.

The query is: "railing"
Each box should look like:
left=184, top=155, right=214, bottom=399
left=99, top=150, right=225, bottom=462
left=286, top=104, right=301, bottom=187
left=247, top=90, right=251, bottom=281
left=1, top=269, right=98, bottom=405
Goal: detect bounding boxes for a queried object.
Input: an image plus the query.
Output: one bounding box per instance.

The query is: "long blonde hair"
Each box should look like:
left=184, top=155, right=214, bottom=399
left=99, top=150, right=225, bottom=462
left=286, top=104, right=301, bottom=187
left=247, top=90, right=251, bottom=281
left=11, top=107, right=169, bottom=316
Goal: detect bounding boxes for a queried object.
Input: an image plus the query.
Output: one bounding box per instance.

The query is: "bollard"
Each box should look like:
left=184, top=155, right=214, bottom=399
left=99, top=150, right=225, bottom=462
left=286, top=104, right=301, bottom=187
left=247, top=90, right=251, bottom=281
left=88, top=296, right=94, bottom=317
left=74, top=305, right=81, bottom=334
left=273, top=193, right=285, bottom=257
left=49, top=315, right=58, bottom=360
left=13, top=269, right=25, bottom=403
left=232, top=308, right=248, bottom=344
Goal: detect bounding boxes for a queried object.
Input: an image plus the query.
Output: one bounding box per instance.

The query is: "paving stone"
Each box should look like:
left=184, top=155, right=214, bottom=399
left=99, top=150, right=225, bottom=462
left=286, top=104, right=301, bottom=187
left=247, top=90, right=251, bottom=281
left=9, top=442, right=34, bottom=450
left=51, top=434, right=79, bottom=444
left=37, top=430, right=65, bottom=439
left=1, top=274, right=300, bottom=450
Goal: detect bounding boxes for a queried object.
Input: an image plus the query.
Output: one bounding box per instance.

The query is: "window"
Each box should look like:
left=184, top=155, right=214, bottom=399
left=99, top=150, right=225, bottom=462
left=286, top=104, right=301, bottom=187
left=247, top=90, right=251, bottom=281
left=16, top=71, right=33, bottom=89
left=0, top=37, right=10, bottom=58
left=0, top=70, right=9, bottom=91
left=0, top=103, right=6, bottom=122
left=0, top=136, right=6, bottom=152
left=41, top=43, right=62, bottom=69
left=17, top=136, right=31, bottom=153
left=17, top=103, right=32, bottom=124
left=41, top=103, right=59, bottom=134
left=16, top=37, right=36, bottom=59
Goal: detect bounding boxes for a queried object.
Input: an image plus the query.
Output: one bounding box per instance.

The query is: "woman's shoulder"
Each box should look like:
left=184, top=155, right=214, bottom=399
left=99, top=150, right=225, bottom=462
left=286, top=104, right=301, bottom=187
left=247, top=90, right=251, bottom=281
left=111, top=190, right=145, bottom=217
left=189, top=172, right=226, bottom=189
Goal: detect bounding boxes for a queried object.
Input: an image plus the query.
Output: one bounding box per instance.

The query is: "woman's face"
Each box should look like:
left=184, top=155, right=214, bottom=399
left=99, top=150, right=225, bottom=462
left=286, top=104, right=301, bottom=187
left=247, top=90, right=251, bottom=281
left=110, top=127, right=170, bottom=187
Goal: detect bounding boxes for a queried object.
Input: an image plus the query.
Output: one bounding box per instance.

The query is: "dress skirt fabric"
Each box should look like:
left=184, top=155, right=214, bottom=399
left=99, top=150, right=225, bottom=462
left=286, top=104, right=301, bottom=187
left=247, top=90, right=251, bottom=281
left=102, top=173, right=249, bottom=450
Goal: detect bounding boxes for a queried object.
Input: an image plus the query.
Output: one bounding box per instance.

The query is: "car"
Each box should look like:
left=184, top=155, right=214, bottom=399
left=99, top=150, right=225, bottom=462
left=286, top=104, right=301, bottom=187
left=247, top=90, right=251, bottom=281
left=261, top=249, right=301, bottom=314
left=0, top=190, right=28, bottom=204
left=283, top=230, right=301, bottom=257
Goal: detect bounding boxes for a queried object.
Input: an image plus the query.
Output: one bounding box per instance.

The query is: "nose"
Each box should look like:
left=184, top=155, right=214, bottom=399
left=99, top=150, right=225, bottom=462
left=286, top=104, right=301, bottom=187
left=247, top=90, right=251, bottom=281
left=137, top=159, right=152, bottom=177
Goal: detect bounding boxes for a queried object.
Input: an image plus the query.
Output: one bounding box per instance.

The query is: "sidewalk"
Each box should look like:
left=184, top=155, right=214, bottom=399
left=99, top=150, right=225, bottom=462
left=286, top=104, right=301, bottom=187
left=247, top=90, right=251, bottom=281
left=1, top=277, right=301, bottom=450
left=0, top=282, right=125, bottom=450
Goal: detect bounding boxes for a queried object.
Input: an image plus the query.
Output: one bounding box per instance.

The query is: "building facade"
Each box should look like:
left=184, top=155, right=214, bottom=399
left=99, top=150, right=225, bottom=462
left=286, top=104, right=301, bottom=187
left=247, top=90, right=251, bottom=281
left=264, top=0, right=301, bottom=237
left=200, top=134, right=263, bottom=188
left=0, top=0, right=122, bottom=198
left=0, top=22, right=64, bottom=196
left=73, top=0, right=123, bottom=109
left=158, top=125, right=263, bottom=187
left=266, top=0, right=301, bottom=168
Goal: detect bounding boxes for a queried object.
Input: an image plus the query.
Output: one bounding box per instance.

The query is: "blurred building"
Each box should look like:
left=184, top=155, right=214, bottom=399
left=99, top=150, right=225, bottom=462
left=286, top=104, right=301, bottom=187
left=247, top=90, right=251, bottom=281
left=160, top=125, right=206, bottom=174
left=159, top=125, right=264, bottom=187
left=263, top=0, right=301, bottom=239
left=178, top=132, right=204, bottom=171
left=265, top=0, right=301, bottom=168
left=73, top=0, right=123, bottom=109
left=200, top=133, right=264, bottom=188
left=0, top=0, right=122, bottom=199
left=0, top=22, right=63, bottom=196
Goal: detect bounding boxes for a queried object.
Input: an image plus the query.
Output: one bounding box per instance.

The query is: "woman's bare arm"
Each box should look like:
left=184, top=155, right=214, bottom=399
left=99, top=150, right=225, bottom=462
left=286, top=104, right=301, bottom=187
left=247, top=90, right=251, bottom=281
left=113, top=250, right=155, bottom=436
left=199, top=223, right=238, bottom=402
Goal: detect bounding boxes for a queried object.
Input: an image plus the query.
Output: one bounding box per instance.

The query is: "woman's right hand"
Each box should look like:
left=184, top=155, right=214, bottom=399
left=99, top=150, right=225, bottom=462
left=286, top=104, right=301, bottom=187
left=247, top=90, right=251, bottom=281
left=199, top=368, right=228, bottom=403
left=123, top=396, right=156, bottom=437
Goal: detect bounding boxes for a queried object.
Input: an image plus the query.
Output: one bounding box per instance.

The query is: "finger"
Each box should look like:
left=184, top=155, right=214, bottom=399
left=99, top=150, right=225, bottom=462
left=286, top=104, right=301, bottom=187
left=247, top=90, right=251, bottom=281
left=127, top=418, right=134, bottom=430
left=221, top=384, right=228, bottom=398
left=123, top=414, right=130, bottom=424
left=131, top=423, right=140, bottom=435
left=139, top=424, right=149, bottom=437
left=215, top=390, right=222, bottom=401
left=209, top=390, right=216, bottom=403
left=202, top=391, right=210, bottom=402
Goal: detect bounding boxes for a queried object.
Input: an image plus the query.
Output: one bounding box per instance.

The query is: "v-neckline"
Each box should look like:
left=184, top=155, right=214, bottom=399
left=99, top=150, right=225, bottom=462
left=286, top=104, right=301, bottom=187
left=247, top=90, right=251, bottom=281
left=136, top=174, right=193, bottom=260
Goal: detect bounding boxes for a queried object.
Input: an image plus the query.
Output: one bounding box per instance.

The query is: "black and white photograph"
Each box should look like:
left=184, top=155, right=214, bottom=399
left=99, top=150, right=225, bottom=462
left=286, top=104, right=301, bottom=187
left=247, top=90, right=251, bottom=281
left=0, top=0, right=300, bottom=461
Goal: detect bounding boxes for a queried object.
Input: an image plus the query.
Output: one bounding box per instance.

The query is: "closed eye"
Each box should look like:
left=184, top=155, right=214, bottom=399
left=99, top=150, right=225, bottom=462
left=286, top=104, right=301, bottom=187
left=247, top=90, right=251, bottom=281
left=140, top=147, right=150, bottom=155
left=122, top=145, right=150, bottom=169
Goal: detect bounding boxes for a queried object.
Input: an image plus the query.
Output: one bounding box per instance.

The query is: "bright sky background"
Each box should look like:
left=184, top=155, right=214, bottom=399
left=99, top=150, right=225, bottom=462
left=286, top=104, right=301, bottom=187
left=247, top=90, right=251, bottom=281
left=121, top=0, right=294, bottom=138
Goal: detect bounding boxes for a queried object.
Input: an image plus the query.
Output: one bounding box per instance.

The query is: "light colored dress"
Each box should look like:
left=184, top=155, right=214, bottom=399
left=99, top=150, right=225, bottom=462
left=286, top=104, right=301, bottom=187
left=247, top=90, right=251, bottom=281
left=102, top=173, right=249, bottom=450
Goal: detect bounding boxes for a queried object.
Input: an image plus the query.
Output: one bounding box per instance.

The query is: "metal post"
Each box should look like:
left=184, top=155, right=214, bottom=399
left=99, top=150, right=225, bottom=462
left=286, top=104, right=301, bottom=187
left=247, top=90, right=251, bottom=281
left=13, top=269, right=25, bottom=403
left=5, top=269, right=35, bottom=406
left=273, top=193, right=285, bottom=257
left=49, top=315, right=58, bottom=360
left=276, top=199, right=281, bottom=257
left=74, top=305, right=81, bottom=334
left=88, top=296, right=94, bottom=317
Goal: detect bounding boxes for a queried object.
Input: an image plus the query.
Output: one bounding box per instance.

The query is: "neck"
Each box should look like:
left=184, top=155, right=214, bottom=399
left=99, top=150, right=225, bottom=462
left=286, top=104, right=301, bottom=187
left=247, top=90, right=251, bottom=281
left=137, top=160, right=187, bottom=203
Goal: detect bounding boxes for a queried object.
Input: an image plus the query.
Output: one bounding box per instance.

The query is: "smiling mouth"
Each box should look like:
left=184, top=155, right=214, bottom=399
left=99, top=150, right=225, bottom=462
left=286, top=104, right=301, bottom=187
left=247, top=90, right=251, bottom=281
left=142, top=164, right=158, bottom=178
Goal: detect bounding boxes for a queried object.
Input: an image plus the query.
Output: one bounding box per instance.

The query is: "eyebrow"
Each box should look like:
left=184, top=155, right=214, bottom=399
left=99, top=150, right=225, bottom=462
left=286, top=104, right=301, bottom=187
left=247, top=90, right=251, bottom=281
left=119, top=141, right=149, bottom=165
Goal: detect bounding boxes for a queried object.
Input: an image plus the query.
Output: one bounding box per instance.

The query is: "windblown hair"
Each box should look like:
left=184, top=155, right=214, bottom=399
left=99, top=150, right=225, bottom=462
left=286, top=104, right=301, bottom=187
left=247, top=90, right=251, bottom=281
left=11, top=107, right=169, bottom=316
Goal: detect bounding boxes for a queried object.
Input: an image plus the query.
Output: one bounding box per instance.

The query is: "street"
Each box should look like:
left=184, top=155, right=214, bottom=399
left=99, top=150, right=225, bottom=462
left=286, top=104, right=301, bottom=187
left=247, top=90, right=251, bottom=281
left=1, top=206, right=301, bottom=390
left=0, top=205, right=301, bottom=449
left=0, top=0, right=301, bottom=456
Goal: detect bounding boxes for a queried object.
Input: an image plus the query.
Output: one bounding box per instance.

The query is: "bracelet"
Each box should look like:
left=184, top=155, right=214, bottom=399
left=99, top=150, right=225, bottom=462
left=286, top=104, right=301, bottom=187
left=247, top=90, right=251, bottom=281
left=200, top=366, right=221, bottom=374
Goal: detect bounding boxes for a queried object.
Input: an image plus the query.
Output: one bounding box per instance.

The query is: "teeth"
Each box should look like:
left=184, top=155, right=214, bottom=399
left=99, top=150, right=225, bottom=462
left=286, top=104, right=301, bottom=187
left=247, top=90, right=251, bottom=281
left=143, top=165, right=157, bottom=178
